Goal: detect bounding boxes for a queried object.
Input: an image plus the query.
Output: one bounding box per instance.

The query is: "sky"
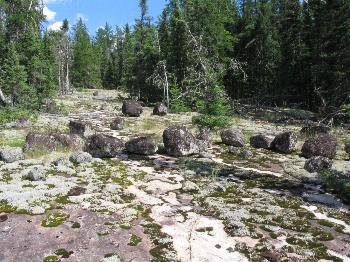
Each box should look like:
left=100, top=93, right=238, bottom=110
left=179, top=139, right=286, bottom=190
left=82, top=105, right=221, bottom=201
left=43, top=0, right=167, bottom=34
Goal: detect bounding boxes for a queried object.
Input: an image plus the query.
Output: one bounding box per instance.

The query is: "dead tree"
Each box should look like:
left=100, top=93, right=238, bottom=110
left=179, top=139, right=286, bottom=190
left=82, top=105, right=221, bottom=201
left=57, top=29, right=72, bottom=95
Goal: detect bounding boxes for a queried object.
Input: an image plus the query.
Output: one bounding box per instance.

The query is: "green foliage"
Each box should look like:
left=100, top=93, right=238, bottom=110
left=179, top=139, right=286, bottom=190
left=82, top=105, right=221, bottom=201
left=320, top=171, right=350, bottom=202
left=0, top=107, right=37, bottom=125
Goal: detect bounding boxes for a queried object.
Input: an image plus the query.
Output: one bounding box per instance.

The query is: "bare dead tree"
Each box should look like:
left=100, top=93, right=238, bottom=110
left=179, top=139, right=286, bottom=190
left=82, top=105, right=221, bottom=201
left=57, top=30, right=72, bottom=95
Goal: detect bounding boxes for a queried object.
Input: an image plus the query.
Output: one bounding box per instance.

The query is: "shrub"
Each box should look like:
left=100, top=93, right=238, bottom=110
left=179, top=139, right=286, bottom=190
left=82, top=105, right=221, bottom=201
left=0, top=107, right=38, bottom=125
left=320, top=170, right=350, bottom=202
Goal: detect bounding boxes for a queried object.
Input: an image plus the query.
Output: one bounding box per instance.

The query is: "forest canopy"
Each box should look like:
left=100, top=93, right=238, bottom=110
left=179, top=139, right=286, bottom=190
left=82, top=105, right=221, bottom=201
left=0, top=0, right=349, bottom=121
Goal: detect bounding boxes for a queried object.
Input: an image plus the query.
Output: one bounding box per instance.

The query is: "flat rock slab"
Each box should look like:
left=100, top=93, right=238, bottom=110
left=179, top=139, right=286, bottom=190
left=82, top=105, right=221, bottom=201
left=0, top=209, right=152, bottom=262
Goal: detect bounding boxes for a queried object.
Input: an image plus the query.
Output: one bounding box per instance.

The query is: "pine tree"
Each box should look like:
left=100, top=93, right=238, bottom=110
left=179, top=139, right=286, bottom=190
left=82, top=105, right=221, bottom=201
left=72, top=18, right=101, bottom=89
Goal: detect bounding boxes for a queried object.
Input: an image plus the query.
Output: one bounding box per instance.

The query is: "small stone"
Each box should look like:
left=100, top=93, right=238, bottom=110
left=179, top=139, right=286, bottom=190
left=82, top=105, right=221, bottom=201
left=220, top=129, right=245, bottom=147
left=0, top=213, right=8, bottom=222
left=69, top=152, right=93, bottom=164
left=25, top=166, right=46, bottom=181
left=110, top=117, right=124, bottom=130
left=182, top=181, right=200, bottom=193
left=52, top=157, right=66, bottom=167
left=0, top=147, right=24, bottom=163
left=240, top=149, right=253, bottom=159
left=93, top=91, right=99, bottom=96
left=304, top=156, right=333, bottom=173
left=68, top=186, right=86, bottom=196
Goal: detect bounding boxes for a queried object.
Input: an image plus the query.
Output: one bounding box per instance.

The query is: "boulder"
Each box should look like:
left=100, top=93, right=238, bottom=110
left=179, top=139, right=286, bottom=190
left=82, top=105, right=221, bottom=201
left=304, top=156, right=333, bottom=173
left=163, top=126, right=199, bottom=157
left=220, top=128, right=245, bottom=147
left=122, top=101, right=143, bottom=117
left=271, top=131, right=297, bottom=154
left=182, top=181, right=200, bottom=193
left=23, top=132, right=84, bottom=153
left=110, top=117, right=124, bottom=130
left=250, top=134, right=274, bottom=149
left=85, top=134, right=124, bottom=158
left=301, top=134, right=337, bottom=159
left=70, top=152, right=93, bottom=164
left=153, top=103, right=168, bottom=116
left=345, top=142, right=350, bottom=156
left=0, top=147, right=24, bottom=163
left=300, top=125, right=330, bottom=136
left=126, top=136, right=158, bottom=155
left=67, top=186, right=86, bottom=196
left=69, top=120, right=95, bottom=138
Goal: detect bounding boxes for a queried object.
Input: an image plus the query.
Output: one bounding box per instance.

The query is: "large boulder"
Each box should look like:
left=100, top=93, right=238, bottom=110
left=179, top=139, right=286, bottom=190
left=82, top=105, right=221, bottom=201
left=220, top=128, right=245, bottom=147
left=196, top=128, right=213, bottom=146
left=153, top=103, right=168, bottom=116
left=69, top=120, right=95, bottom=138
left=23, top=132, right=84, bottom=153
left=85, top=134, right=124, bottom=158
left=301, top=134, right=337, bottom=159
left=304, top=156, right=333, bottom=173
left=110, top=117, right=124, bottom=130
left=250, top=134, right=274, bottom=149
left=163, top=126, right=199, bottom=157
left=126, top=136, right=158, bottom=155
left=0, top=147, right=24, bottom=163
left=122, top=101, right=143, bottom=117
left=271, top=131, right=297, bottom=154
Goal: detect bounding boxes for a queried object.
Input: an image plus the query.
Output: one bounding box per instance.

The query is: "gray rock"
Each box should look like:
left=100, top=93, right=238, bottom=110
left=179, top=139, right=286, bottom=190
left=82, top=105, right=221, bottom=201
left=52, top=157, right=67, bottom=167
left=228, top=147, right=253, bottom=158
left=85, top=134, right=124, bottom=158
left=126, top=136, right=158, bottom=155
left=5, top=118, right=32, bottom=129
left=220, top=129, right=245, bottom=147
left=122, top=100, right=143, bottom=117
left=93, top=91, right=99, bottom=96
left=23, top=132, right=85, bottom=153
left=271, top=131, right=297, bottom=154
left=25, top=166, right=46, bottom=181
left=304, top=156, right=333, bottom=173
left=0, top=147, right=24, bottom=163
left=228, top=146, right=242, bottom=155
left=240, top=149, right=253, bottom=159
left=153, top=103, right=168, bottom=116
left=163, top=126, right=199, bottom=157
left=70, top=152, right=93, bottom=164
left=196, top=128, right=213, bottom=146
left=182, top=181, right=200, bottom=193
left=250, top=134, right=274, bottom=149
left=110, top=117, right=124, bottom=130
left=301, top=134, right=337, bottom=159
left=69, top=120, right=95, bottom=138
left=0, top=213, right=8, bottom=222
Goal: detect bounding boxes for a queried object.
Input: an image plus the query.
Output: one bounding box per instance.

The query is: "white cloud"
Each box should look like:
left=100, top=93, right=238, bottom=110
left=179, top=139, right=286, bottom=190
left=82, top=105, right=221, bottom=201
left=48, top=21, right=63, bottom=31
left=76, top=13, right=88, bottom=22
left=43, top=6, right=56, bottom=21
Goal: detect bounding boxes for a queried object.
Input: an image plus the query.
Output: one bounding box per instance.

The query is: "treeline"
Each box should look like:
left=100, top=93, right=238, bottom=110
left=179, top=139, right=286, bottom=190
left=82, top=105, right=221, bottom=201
left=0, top=0, right=349, bottom=117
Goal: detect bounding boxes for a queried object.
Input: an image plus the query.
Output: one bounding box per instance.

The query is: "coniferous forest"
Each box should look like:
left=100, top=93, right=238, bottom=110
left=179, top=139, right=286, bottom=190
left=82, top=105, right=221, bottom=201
left=0, top=0, right=349, bottom=123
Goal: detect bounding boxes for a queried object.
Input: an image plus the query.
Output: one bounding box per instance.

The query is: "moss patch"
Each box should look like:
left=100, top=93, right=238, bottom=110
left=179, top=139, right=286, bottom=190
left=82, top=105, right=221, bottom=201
left=128, top=234, right=142, bottom=246
left=41, top=212, right=69, bottom=227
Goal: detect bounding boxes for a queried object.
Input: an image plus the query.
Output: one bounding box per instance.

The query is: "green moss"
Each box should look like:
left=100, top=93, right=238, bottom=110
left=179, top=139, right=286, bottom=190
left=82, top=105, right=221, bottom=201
left=71, top=222, right=81, bottom=229
left=41, top=212, right=69, bottom=227
left=0, top=200, right=16, bottom=213
left=43, top=256, right=60, bottom=262
left=0, top=172, right=12, bottom=183
left=55, top=195, right=73, bottom=205
left=54, top=249, right=73, bottom=259
left=112, top=176, right=132, bottom=187
left=318, top=219, right=336, bottom=228
left=47, top=184, right=56, bottom=189
left=128, top=234, right=142, bottom=246
left=98, top=230, right=110, bottom=236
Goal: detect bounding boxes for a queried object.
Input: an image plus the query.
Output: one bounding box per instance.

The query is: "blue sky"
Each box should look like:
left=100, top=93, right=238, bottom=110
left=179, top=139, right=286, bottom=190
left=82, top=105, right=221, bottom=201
left=44, top=0, right=167, bottom=34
